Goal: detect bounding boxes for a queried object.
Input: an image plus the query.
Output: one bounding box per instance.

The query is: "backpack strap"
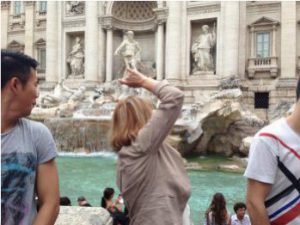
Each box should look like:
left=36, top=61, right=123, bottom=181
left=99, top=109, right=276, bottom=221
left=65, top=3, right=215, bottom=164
left=260, top=132, right=300, bottom=207
left=277, top=156, right=300, bottom=193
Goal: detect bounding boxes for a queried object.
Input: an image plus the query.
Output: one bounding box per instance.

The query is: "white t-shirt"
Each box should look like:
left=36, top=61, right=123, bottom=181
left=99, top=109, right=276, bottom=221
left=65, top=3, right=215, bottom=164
left=244, top=118, right=300, bottom=225
left=231, top=214, right=251, bottom=225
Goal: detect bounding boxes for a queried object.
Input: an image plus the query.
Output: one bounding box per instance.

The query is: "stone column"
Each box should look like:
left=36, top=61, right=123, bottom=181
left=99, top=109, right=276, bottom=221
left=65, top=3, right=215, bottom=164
left=281, top=1, right=296, bottom=78
left=271, top=25, right=276, bottom=57
left=165, top=1, right=182, bottom=80
left=1, top=2, right=10, bottom=48
left=46, top=1, right=58, bottom=83
left=24, top=1, right=35, bottom=56
left=238, top=2, right=246, bottom=78
left=156, top=22, right=164, bottom=80
left=98, top=2, right=106, bottom=83
left=250, top=27, right=255, bottom=58
left=106, top=28, right=113, bottom=82
left=221, top=1, right=239, bottom=77
left=85, top=1, right=98, bottom=82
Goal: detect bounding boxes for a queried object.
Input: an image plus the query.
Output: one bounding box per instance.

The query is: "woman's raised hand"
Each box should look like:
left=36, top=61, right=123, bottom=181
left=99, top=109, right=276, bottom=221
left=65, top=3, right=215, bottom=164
left=118, top=68, right=147, bottom=88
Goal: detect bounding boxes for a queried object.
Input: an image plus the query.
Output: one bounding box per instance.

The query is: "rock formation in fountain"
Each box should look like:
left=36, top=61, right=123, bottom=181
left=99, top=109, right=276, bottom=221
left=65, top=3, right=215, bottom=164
left=174, top=91, right=265, bottom=156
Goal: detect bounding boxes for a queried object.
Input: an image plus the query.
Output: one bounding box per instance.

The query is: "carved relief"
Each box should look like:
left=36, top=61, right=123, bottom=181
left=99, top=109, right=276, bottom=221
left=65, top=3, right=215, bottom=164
left=65, top=1, right=85, bottom=16
left=187, top=4, right=220, bottom=15
left=101, top=1, right=157, bottom=31
left=112, top=1, right=156, bottom=21
left=1, top=1, right=11, bottom=10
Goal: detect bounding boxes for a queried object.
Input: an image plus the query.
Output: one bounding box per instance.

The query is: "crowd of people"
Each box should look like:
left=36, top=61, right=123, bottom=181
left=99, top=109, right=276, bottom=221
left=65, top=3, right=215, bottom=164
left=59, top=190, right=251, bottom=225
left=1, top=49, right=299, bottom=225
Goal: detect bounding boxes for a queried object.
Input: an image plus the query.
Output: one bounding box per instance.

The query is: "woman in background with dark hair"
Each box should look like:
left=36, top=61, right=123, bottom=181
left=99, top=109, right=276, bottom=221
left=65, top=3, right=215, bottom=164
left=205, top=193, right=231, bottom=225
left=101, top=187, right=129, bottom=225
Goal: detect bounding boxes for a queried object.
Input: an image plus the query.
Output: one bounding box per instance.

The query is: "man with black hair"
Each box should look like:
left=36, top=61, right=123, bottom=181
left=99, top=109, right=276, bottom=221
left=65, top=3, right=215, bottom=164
left=1, top=49, right=60, bottom=225
left=245, top=78, right=300, bottom=225
left=231, top=202, right=251, bottom=225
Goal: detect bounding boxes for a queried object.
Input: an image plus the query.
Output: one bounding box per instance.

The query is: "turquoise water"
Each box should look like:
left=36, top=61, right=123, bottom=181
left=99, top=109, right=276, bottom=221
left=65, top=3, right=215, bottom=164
left=57, top=154, right=246, bottom=224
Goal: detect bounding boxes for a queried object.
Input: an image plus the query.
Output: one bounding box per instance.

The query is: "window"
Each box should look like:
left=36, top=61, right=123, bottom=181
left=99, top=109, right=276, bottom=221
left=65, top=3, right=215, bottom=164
left=14, top=1, right=21, bottom=16
left=255, top=92, right=269, bottom=109
left=39, top=1, right=47, bottom=12
left=256, top=32, right=270, bottom=58
left=37, top=49, right=46, bottom=72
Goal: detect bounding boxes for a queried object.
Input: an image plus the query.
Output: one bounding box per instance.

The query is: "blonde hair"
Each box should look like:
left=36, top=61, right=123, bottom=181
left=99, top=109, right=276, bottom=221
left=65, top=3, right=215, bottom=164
left=110, top=96, right=153, bottom=152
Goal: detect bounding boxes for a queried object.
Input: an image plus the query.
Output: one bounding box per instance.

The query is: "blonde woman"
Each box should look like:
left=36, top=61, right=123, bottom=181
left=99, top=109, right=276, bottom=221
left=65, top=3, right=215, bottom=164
left=110, top=68, right=191, bottom=225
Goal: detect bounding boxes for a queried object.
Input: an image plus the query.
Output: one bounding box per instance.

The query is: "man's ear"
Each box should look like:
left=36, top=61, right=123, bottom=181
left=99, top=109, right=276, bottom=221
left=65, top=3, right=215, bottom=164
left=9, top=77, right=22, bottom=94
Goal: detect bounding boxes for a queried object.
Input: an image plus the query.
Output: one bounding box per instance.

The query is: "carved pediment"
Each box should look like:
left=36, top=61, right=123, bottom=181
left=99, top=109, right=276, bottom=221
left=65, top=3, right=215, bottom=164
left=249, top=16, right=279, bottom=27
left=7, top=40, right=24, bottom=52
left=35, top=38, right=46, bottom=45
left=8, top=40, right=22, bottom=47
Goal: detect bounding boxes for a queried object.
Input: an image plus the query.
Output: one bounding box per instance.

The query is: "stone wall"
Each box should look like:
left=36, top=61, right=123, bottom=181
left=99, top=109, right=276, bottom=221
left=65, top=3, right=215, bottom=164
left=55, top=206, right=112, bottom=225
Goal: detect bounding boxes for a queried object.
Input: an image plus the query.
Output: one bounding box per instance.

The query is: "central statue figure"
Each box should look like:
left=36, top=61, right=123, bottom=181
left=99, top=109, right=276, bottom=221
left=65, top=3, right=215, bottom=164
left=114, top=31, right=141, bottom=71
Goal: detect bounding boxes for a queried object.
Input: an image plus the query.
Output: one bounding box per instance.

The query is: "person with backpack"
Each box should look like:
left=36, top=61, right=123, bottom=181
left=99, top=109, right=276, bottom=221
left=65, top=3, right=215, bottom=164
left=245, top=78, right=300, bottom=225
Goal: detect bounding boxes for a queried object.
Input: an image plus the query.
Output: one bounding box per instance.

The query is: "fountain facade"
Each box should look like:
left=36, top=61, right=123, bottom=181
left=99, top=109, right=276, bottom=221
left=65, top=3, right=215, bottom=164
left=2, top=1, right=299, bottom=155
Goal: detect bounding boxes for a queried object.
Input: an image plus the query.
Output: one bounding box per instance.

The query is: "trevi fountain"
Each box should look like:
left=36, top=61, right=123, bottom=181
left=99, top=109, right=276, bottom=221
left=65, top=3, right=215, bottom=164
left=2, top=1, right=299, bottom=224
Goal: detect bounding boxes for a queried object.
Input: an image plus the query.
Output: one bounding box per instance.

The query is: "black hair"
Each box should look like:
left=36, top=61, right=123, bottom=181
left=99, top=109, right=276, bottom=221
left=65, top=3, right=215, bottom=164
left=233, top=202, right=246, bottom=213
left=205, top=192, right=227, bottom=225
left=101, top=187, right=115, bottom=208
left=60, top=196, right=71, bottom=206
left=1, top=49, right=38, bottom=89
left=297, top=78, right=300, bottom=101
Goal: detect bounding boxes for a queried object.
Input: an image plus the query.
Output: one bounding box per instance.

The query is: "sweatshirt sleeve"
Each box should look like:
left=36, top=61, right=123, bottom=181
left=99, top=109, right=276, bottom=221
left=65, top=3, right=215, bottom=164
left=133, top=80, right=184, bottom=155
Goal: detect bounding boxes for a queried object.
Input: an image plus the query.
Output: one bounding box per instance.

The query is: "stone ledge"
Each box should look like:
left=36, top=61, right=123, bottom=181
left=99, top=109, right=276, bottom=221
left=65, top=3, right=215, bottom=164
left=55, top=206, right=112, bottom=225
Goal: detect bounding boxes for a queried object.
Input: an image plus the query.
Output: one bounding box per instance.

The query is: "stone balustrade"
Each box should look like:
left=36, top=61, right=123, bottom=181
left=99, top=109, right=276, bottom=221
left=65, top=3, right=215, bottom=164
left=9, top=13, right=25, bottom=29
left=248, top=56, right=278, bottom=78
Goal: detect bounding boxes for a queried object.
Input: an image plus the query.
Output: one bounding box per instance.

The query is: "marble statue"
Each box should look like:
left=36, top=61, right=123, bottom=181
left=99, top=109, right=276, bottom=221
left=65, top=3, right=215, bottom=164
left=68, top=86, right=86, bottom=103
left=40, top=80, right=75, bottom=107
left=66, top=1, right=84, bottom=15
left=114, top=31, right=141, bottom=71
left=67, top=37, right=84, bottom=77
left=191, top=23, right=216, bottom=73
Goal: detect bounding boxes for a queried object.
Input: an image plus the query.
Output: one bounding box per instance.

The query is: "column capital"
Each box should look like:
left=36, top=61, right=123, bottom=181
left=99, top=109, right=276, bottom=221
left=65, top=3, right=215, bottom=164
left=1, top=1, right=10, bottom=10
left=153, top=7, right=168, bottom=25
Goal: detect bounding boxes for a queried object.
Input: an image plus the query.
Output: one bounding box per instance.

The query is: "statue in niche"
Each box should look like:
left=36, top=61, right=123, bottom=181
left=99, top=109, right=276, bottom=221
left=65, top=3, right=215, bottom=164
left=114, top=31, right=141, bottom=72
left=191, top=23, right=216, bottom=73
left=66, top=1, right=84, bottom=15
left=67, top=36, right=84, bottom=77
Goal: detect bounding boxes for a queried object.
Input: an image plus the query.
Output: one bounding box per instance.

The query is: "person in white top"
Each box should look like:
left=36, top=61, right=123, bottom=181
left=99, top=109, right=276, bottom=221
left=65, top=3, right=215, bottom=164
left=231, top=202, right=251, bottom=225
left=244, top=78, right=300, bottom=225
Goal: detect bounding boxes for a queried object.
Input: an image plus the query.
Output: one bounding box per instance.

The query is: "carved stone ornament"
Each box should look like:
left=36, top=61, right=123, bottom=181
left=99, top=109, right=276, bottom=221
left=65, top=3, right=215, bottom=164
left=1, top=1, right=10, bottom=10
left=66, top=1, right=85, bottom=16
left=101, top=1, right=157, bottom=31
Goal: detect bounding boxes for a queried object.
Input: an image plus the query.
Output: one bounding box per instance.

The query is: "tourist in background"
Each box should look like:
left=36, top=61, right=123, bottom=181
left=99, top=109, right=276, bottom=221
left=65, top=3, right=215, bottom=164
left=60, top=196, right=72, bottom=206
left=110, top=68, right=191, bottom=225
left=77, top=196, right=92, bottom=207
left=1, top=49, right=60, bottom=225
left=231, top=202, right=251, bottom=225
left=205, top=192, right=231, bottom=225
left=101, top=187, right=129, bottom=225
left=245, top=78, right=300, bottom=225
